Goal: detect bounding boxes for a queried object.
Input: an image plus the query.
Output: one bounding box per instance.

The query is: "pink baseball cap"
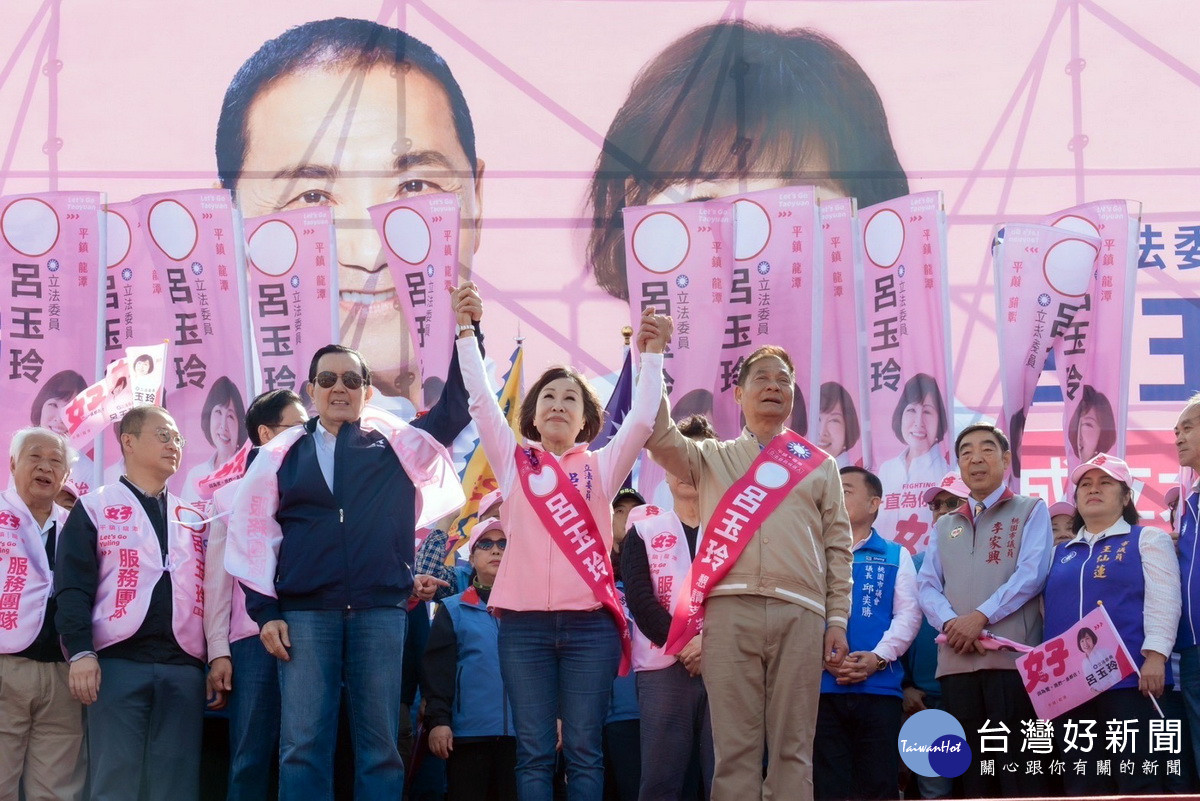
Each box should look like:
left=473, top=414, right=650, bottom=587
left=1069, top=452, right=1133, bottom=487
left=922, top=472, right=971, bottom=504
left=478, top=489, right=503, bottom=517
left=1165, top=486, right=1181, bottom=508
left=1047, top=500, right=1076, bottom=518
left=467, top=517, right=505, bottom=552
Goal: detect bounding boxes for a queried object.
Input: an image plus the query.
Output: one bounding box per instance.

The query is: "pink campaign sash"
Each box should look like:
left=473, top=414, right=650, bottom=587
left=197, top=440, right=252, bottom=501
left=78, top=483, right=208, bottom=660
left=514, top=446, right=633, bottom=676
left=664, top=430, right=827, bottom=654
left=628, top=505, right=693, bottom=672
left=226, top=409, right=464, bottom=598
left=208, top=479, right=259, bottom=644
left=0, top=488, right=67, bottom=653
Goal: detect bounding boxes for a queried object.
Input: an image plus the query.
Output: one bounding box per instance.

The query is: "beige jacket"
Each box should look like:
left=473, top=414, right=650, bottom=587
left=645, top=401, right=853, bottom=627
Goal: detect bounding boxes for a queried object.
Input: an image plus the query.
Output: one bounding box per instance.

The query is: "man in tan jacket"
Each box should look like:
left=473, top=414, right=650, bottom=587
left=646, top=346, right=853, bottom=801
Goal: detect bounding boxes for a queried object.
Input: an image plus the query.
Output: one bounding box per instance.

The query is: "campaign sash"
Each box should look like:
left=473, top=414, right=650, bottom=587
left=0, top=488, right=68, bottom=653
left=628, top=505, right=692, bottom=672
left=514, top=445, right=632, bottom=676
left=226, top=408, right=463, bottom=598
left=78, top=482, right=208, bottom=660
left=196, top=439, right=251, bottom=500
left=664, top=429, right=827, bottom=654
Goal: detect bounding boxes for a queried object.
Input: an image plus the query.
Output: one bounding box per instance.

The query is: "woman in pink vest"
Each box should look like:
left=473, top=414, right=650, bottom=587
left=452, top=282, right=670, bottom=801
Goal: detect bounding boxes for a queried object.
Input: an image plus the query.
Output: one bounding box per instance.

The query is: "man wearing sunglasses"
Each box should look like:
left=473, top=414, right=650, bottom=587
left=54, top=406, right=213, bottom=801
left=226, top=317, right=480, bottom=800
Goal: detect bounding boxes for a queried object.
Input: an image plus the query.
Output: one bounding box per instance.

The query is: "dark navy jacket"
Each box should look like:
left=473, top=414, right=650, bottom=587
left=245, top=337, right=477, bottom=625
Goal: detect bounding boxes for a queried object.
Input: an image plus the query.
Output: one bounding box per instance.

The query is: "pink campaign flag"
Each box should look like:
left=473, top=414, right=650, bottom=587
left=993, top=223, right=1100, bottom=484
left=622, top=200, right=734, bottom=419
left=244, top=206, right=339, bottom=396
left=817, top=196, right=869, bottom=470
left=859, top=192, right=954, bottom=554
left=370, top=193, right=459, bottom=407
left=1015, top=605, right=1137, bottom=720
left=97, top=199, right=159, bottom=485
left=63, top=343, right=168, bottom=454
left=710, top=186, right=822, bottom=440
left=1039, top=200, right=1141, bottom=478
left=623, top=200, right=733, bottom=504
left=105, top=190, right=253, bottom=505
left=0, top=191, right=104, bottom=493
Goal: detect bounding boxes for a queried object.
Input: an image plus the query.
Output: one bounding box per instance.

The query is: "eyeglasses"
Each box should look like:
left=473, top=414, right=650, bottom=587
left=149, top=428, right=186, bottom=447
left=314, top=371, right=367, bottom=390
left=927, top=498, right=963, bottom=513
left=474, top=539, right=507, bottom=552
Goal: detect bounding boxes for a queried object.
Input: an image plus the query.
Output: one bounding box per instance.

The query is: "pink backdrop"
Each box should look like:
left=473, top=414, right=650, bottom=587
left=1, top=0, right=1197, bottom=514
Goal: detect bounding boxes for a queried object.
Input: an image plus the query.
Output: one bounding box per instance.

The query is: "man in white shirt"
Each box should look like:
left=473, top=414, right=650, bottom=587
left=814, top=466, right=920, bottom=800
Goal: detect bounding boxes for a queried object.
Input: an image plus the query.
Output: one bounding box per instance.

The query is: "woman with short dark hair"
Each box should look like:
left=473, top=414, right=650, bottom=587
left=452, top=281, right=670, bottom=801
left=1043, top=453, right=1180, bottom=794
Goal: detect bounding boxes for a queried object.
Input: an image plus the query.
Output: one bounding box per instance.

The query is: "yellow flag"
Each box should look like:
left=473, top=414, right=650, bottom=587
left=444, top=343, right=523, bottom=562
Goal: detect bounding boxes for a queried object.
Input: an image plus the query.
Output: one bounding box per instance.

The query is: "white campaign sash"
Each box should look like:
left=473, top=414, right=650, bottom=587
left=78, top=482, right=208, bottom=660
left=0, top=488, right=67, bottom=653
left=628, top=505, right=693, bottom=672
left=226, top=409, right=464, bottom=598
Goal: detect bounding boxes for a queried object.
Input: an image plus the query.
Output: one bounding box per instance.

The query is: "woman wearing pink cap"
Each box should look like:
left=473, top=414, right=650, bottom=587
left=1048, top=500, right=1076, bottom=545
left=422, top=518, right=516, bottom=800
left=1042, top=453, right=1181, bottom=794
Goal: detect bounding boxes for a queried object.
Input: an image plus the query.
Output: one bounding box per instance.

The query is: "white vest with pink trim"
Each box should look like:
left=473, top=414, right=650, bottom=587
left=628, top=505, right=695, bottom=673
left=0, top=488, right=68, bottom=654
left=78, top=482, right=208, bottom=661
left=225, top=408, right=464, bottom=599
left=213, top=480, right=258, bottom=644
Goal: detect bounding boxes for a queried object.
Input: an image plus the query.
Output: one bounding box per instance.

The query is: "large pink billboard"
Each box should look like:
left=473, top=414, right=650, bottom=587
left=0, top=2, right=1196, bottom=515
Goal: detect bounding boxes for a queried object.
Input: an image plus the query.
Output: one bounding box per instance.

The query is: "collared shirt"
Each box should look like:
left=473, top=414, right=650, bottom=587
left=122, top=476, right=168, bottom=525
left=313, top=420, right=338, bottom=492
left=851, top=533, right=922, bottom=662
left=1066, top=520, right=1180, bottom=657
left=39, top=516, right=54, bottom=550
left=917, top=483, right=1052, bottom=631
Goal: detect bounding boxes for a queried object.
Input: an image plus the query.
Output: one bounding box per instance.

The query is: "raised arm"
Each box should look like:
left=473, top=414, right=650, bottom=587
left=595, top=311, right=669, bottom=498
left=454, top=282, right=518, bottom=497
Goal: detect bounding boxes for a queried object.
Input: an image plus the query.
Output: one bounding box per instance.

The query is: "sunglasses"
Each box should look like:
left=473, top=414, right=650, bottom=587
left=474, top=539, right=507, bottom=552
left=927, top=498, right=963, bottom=513
left=314, top=371, right=367, bottom=390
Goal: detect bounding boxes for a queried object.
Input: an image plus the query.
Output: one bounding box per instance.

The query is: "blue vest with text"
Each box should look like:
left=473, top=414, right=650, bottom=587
left=1044, top=526, right=1169, bottom=691
left=1177, top=491, right=1200, bottom=649
left=822, top=530, right=904, bottom=698
left=443, top=589, right=512, bottom=737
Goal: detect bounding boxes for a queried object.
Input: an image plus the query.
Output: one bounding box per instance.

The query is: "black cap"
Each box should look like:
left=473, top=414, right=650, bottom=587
left=612, top=487, right=646, bottom=509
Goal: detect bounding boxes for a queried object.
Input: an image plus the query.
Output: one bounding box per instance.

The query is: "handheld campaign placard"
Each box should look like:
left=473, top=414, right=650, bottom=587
left=1016, top=605, right=1137, bottom=720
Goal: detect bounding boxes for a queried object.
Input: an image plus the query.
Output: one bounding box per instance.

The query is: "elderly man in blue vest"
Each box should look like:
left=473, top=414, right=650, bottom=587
left=1174, top=392, right=1200, bottom=777
left=814, top=466, right=921, bottom=799
left=916, top=423, right=1053, bottom=797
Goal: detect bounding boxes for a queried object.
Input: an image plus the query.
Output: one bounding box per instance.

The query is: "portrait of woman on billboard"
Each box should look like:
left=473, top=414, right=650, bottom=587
left=586, top=19, right=909, bottom=301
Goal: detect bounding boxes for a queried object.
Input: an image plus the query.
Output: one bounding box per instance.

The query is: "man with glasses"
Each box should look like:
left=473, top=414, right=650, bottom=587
left=227, top=331, right=478, bottom=800
left=54, top=406, right=212, bottom=801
